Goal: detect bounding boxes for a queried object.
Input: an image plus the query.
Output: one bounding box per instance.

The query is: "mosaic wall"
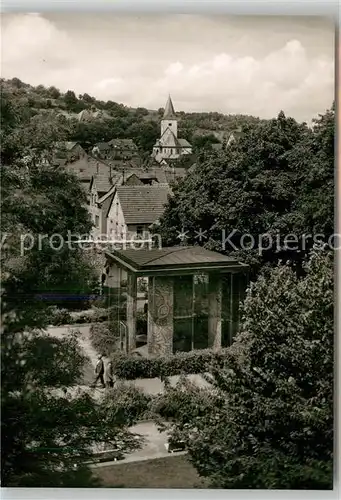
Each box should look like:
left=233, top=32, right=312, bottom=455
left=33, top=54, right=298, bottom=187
left=148, top=276, right=174, bottom=356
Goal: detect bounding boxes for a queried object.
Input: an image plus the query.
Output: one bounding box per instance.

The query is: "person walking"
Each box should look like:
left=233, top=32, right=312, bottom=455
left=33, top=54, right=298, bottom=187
left=91, top=354, right=105, bottom=388
left=105, top=359, right=115, bottom=389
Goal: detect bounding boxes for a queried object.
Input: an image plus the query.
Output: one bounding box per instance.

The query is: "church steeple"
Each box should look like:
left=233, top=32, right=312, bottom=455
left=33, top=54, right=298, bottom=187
left=163, top=95, right=176, bottom=119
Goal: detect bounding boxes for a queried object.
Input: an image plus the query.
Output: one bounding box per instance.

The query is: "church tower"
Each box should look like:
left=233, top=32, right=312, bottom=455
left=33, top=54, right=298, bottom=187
left=161, top=95, right=177, bottom=138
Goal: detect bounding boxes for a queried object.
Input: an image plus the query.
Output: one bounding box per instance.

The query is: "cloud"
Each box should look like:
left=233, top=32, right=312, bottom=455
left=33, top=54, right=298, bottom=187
left=1, top=14, right=334, bottom=122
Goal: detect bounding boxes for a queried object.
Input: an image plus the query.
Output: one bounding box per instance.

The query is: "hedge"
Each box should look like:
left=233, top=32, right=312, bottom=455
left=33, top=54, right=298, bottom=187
left=48, top=305, right=125, bottom=326
left=113, top=348, right=230, bottom=380
left=89, top=322, right=120, bottom=357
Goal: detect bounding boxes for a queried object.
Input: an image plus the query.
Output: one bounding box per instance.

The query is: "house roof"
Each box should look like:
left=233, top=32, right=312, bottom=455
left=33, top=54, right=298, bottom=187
left=122, top=168, right=169, bottom=185
left=105, top=245, right=248, bottom=276
left=163, top=95, right=176, bottom=119
left=95, top=171, right=120, bottom=194
left=66, top=155, right=121, bottom=195
left=78, top=109, right=92, bottom=122
left=94, top=142, right=110, bottom=151
left=92, top=110, right=112, bottom=120
left=116, top=185, right=171, bottom=225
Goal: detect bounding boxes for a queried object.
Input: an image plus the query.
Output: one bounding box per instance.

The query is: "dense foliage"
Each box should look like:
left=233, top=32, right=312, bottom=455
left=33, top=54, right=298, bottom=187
left=1, top=78, right=261, bottom=154
left=0, top=88, right=142, bottom=486
left=158, top=107, right=334, bottom=276
left=151, top=251, right=333, bottom=489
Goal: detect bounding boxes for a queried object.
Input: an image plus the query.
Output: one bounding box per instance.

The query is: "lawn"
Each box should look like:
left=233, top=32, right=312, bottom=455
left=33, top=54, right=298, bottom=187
left=93, top=455, right=208, bottom=489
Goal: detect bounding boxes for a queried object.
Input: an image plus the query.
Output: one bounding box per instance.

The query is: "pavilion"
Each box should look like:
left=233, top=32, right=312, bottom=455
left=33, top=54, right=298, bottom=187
left=104, top=246, right=249, bottom=356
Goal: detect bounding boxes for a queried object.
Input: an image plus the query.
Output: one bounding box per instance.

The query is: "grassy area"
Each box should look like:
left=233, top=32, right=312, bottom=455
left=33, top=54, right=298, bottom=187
left=93, top=455, right=208, bottom=489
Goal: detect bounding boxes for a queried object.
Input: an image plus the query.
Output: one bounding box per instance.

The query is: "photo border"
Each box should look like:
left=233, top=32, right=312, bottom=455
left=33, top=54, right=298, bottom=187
left=0, top=2, right=339, bottom=500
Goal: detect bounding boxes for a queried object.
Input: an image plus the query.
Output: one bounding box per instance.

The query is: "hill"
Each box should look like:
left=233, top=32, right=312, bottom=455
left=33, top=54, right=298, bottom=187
left=1, top=77, right=262, bottom=154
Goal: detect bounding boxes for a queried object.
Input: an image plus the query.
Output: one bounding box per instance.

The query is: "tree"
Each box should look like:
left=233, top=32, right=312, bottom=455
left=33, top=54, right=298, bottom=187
left=1, top=94, right=143, bottom=486
left=48, top=86, right=61, bottom=99
left=152, top=250, right=333, bottom=489
left=158, top=108, right=334, bottom=276
left=191, top=133, right=220, bottom=153
left=289, top=105, right=334, bottom=238
left=64, top=90, right=78, bottom=111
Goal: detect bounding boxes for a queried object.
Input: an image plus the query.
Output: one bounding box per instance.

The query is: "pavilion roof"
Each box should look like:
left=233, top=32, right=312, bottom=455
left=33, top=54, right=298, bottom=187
left=105, top=246, right=248, bottom=276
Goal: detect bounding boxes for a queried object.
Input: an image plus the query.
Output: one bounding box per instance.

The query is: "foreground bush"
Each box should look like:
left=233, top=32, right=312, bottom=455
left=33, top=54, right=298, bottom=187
left=102, top=383, right=151, bottom=425
left=113, top=348, right=230, bottom=380
left=151, top=251, right=333, bottom=489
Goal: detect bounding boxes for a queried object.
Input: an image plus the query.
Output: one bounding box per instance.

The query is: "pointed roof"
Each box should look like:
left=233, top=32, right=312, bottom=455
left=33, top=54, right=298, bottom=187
left=163, top=95, right=176, bottom=119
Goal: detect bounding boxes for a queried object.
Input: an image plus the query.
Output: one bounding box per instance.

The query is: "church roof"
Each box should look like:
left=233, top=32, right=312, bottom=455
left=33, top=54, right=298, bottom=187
left=177, top=138, right=192, bottom=148
left=160, top=129, right=180, bottom=148
left=163, top=95, right=176, bottom=119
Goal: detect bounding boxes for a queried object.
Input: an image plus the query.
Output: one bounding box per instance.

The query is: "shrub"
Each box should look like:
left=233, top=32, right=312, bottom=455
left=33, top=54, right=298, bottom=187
left=102, top=383, right=151, bottom=426
left=49, top=307, right=72, bottom=326
left=112, top=348, right=230, bottom=380
left=89, top=323, right=120, bottom=357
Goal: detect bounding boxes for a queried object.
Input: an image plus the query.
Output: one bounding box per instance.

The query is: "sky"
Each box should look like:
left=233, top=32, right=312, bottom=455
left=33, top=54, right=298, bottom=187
left=1, top=13, right=335, bottom=122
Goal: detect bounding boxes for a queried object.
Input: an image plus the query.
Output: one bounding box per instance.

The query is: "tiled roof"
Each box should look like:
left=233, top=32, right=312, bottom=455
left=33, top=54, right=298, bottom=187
left=117, top=185, right=171, bottom=224
left=122, top=168, right=169, bottom=184
left=66, top=155, right=121, bottom=195
left=95, top=172, right=119, bottom=194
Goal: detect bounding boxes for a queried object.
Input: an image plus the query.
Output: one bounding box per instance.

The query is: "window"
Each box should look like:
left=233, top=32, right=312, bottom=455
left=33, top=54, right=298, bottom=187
left=169, top=123, right=172, bottom=127
left=95, top=215, right=99, bottom=228
left=136, top=225, right=144, bottom=236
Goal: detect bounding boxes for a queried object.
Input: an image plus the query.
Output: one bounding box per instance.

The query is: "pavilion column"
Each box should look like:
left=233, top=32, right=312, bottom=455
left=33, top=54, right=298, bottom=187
left=208, top=273, right=222, bottom=350
left=147, top=276, right=174, bottom=356
left=126, top=272, right=137, bottom=352
left=107, top=263, right=121, bottom=288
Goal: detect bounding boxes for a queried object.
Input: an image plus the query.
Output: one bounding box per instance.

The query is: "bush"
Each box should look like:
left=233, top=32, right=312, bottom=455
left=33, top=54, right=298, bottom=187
left=49, top=307, right=72, bottom=326
left=102, top=383, right=151, bottom=426
left=113, top=348, right=230, bottom=380
left=89, top=323, right=120, bottom=357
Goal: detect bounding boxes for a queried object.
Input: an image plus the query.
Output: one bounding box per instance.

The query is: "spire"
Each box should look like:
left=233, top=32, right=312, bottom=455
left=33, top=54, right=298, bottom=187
left=163, top=94, right=176, bottom=119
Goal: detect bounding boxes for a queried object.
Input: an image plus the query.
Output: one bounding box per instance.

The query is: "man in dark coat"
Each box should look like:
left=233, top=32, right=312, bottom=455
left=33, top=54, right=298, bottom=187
left=91, top=354, right=105, bottom=388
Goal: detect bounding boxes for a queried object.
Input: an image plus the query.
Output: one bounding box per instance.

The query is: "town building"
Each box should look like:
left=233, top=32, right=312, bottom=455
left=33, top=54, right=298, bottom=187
left=152, top=96, right=192, bottom=164
left=106, top=185, right=171, bottom=242
left=54, top=141, right=86, bottom=162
